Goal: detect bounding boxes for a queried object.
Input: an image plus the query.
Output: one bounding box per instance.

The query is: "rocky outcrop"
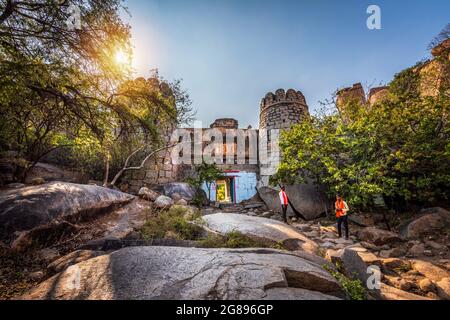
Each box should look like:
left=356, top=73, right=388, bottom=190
left=202, top=213, right=319, bottom=253
left=0, top=182, right=134, bottom=247
left=410, top=260, right=449, bottom=282
left=436, top=278, right=450, bottom=300
left=431, top=38, right=450, bottom=57
left=257, top=185, right=329, bottom=220
left=401, top=207, right=450, bottom=239
left=25, top=163, right=89, bottom=184
left=21, top=246, right=345, bottom=300
left=162, top=183, right=197, bottom=201
left=379, top=283, right=431, bottom=300
left=154, top=195, right=174, bottom=208
left=357, top=227, right=403, bottom=246
left=47, top=250, right=104, bottom=275
left=341, top=246, right=381, bottom=284
left=137, top=187, right=159, bottom=202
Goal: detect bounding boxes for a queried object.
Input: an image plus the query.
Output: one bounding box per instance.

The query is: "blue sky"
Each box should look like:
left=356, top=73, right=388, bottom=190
left=122, top=0, right=450, bottom=128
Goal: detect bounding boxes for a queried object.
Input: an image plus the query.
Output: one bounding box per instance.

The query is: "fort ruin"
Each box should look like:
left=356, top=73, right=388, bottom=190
left=124, top=88, right=310, bottom=203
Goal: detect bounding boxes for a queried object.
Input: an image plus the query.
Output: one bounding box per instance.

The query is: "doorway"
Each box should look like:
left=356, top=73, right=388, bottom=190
left=216, top=177, right=235, bottom=203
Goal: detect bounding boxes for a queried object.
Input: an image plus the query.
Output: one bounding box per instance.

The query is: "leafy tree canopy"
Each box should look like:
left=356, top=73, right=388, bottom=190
left=0, top=1, right=194, bottom=182
left=272, top=64, right=450, bottom=210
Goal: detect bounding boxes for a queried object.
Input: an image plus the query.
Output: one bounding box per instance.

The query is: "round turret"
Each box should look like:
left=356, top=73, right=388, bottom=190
left=259, top=88, right=309, bottom=130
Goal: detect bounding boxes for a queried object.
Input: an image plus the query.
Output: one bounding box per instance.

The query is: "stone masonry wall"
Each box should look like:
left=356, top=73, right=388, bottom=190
left=259, top=89, right=309, bottom=130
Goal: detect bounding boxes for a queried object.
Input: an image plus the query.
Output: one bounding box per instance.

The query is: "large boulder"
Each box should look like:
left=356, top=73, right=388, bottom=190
left=410, top=260, right=449, bottom=282
left=341, top=246, right=381, bottom=284
left=202, top=213, right=319, bottom=253
left=379, top=283, right=431, bottom=300
left=257, top=185, right=330, bottom=220
left=154, top=195, right=174, bottom=208
left=162, top=183, right=196, bottom=201
left=0, top=182, right=134, bottom=246
left=137, top=187, right=159, bottom=202
left=47, top=250, right=104, bottom=275
left=25, top=162, right=89, bottom=184
left=436, top=278, right=450, bottom=300
left=401, top=207, right=450, bottom=239
left=21, top=246, right=345, bottom=300
left=357, top=227, right=403, bottom=246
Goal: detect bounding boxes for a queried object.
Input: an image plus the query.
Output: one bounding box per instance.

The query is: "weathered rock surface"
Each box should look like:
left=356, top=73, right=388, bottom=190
left=410, top=260, right=449, bottom=282
left=21, top=247, right=344, bottom=300
left=176, top=199, right=188, bottom=206
left=408, top=244, right=426, bottom=257
left=357, top=227, right=403, bottom=246
left=5, top=183, right=25, bottom=189
left=379, top=283, right=431, bottom=300
left=47, top=250, right=104, bottom=275
left=381, top=258, right=411, bottom=272
left=0, top=182, right=135, bottom=246
left=137, top=187, right=159, bottom=202
left=154, top=195, right=174, bottom=208
left=170, top=192, right=182, bottom=201
left=341, top=246, right=381, bottom=284
left=401, top=207, right=450, bottom=239
left=25, top=162, right=89, bottom=184
left=436, top=277, right=450, bottom=300
left=202, top=213, right=319, bottom=253
left=162, top=183, right=196, bottom=201
left=257, top=185, right=330, bottom=220
left=419, top=278, right=436, bottom=293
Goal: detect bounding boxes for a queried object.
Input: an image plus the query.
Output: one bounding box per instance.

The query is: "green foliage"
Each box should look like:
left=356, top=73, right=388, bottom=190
left=323, top=265, right=366, bottom=300
left=389, top=64, right=422, bottom=99
left=140, top=206, right=274, bottom=249
left=186, top=163, right=224, bottom=202
left=187, top=163, right=225, bottom=188
left=273, top=64, right=450, bottom=210
left=190, top=191, right=207, bottom=207
left=199, top=230, right=269, bottom=249
left=0, top=2, right=192, bottom=183
left=140, top=205, right=204, bottom=240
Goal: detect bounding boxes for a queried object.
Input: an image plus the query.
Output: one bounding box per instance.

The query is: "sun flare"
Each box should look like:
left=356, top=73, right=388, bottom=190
left=114, top=49, right=129, bottom=65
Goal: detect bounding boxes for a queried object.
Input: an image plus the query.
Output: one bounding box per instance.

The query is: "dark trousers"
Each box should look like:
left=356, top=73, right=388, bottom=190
left=337, top=215, right=349, bottom=238
left=281, top=205, right=288, bottom=222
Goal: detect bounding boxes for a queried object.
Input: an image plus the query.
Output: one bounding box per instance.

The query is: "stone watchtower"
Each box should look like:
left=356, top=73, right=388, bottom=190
left=259, top=89, right=309, bottom=130
left=258, top=89, right=309, bottom=186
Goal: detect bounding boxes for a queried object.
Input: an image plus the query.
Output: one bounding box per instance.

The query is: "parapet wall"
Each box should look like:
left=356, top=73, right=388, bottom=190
left=259, top=89, right=309, bottom=130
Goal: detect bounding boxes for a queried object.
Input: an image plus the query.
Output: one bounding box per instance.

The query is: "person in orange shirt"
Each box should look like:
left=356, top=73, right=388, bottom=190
left=335, top=194, right=350, bottom=239
left=279, top=186, right=289, bottom=223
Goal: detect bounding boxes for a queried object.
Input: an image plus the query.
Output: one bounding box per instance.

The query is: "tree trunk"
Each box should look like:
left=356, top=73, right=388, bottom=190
left=103, top=154, right=110, bottom=187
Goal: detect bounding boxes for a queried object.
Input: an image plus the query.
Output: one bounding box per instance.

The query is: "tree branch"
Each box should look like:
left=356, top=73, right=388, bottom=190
left=109, top=143, right=177, bottom=187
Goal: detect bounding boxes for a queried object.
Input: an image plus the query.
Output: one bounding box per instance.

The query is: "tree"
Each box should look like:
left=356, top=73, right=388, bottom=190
left=187, top=163, right=224, bottom=202
left=273, top=64, right=450, bottom=211
left=0, top=0, right=132, bottom=180
left=0, top=1, right=194, bottom=184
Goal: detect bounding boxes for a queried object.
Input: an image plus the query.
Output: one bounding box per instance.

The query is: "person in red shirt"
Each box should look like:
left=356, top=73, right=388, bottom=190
left=279, top=186, right=289, bottom=223
left=335, top=194, right=350, bottom=239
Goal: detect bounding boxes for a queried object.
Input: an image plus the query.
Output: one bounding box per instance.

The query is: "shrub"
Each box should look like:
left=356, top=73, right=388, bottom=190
left=323, top=265, right=366, bottom=300
left=140, top=205, right=203, bottom=240
left=199, top=231, right=265, bottom=248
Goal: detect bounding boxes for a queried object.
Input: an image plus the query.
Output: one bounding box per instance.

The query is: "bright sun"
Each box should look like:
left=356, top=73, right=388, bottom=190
left=115, top=50, right=128, bottom=65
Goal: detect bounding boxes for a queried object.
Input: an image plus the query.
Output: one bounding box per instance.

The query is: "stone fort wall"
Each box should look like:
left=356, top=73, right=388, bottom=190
left=122, top=89, right=309, bottom=193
